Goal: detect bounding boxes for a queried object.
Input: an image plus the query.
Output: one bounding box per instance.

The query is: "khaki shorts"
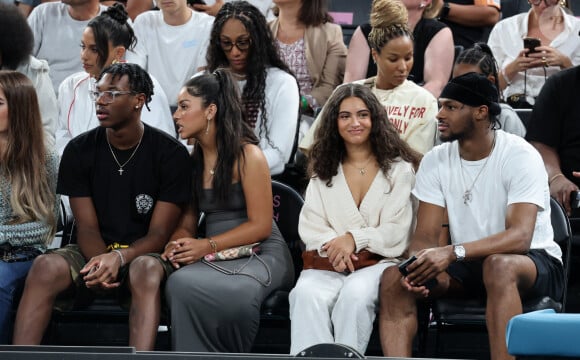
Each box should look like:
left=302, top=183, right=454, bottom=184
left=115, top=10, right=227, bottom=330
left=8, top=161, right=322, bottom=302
left=48, top=244, right=174, bottom=311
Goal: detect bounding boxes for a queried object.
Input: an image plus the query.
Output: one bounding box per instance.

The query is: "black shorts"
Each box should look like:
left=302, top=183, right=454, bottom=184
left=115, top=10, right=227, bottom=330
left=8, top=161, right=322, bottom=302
left=446, top=249, right=564, bottom=301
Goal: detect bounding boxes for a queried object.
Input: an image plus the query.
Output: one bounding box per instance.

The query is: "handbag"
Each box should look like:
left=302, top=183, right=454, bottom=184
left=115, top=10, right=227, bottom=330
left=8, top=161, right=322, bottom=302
left=302, top=249, right=383, bottom=272
left=203, top=242, right=261, bottom=262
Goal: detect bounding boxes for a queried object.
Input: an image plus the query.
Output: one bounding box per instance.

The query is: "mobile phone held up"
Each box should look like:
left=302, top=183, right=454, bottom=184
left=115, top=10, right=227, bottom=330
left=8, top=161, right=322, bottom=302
left=523, top=37, right=541, bottom=55
left=398, top=255, right=438, bottom=290
left=188, top=0, right=207, bottom=5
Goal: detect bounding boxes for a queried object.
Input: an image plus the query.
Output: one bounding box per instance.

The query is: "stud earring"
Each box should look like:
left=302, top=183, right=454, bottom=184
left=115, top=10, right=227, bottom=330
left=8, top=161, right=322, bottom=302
left=419, top=3, right=426, bottom=8
left=135, top=105, right=139, bottom=109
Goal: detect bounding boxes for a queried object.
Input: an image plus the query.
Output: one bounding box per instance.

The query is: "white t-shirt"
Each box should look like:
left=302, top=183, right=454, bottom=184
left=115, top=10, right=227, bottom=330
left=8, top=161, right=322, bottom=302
left=27, top=3, right=107, bottom=94
left=56, top=71, right=176, bottom=155
left=126, top=9, right=214, bottom=106
left=413, top=130, right=561, bottom=261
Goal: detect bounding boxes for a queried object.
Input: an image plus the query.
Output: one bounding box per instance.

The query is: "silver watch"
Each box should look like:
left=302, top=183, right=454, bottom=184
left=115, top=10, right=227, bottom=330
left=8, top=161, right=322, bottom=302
left=453, top=245, right=466, bottom=262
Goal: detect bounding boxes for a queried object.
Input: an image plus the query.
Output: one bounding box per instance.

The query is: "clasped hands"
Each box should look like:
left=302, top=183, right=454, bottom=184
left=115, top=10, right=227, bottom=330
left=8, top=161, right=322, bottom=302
left=400, top=246, right=453, bottom=298
left=162, top=237, right=210, bottom=269
left=80, top=251, right=123, bottom=290
left=322, top=233, right=357, bottom=273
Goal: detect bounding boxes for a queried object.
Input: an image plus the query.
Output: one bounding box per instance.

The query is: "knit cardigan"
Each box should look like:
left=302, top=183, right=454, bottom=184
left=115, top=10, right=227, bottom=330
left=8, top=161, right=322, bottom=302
left=298, top=160, right=416, bottom=260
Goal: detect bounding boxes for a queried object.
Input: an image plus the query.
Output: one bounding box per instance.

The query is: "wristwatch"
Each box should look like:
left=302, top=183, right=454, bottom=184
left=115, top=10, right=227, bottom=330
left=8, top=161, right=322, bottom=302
left=439, top=1, right=451, bottom=20
left=453, top=245, right=466, bottom=262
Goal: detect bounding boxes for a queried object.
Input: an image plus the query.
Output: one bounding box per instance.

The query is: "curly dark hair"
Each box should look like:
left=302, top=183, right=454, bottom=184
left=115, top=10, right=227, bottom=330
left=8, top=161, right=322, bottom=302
left=206, top=1, right=294, bottom=148
left=183, top=69, right=258, bottom=201
left=0, top=3, right=34, bottom=70
left=88, top=3, right=137, bottom=70
left=98, top=62, right=154, bottom=111
left=309, top=84, right=421, bottom=186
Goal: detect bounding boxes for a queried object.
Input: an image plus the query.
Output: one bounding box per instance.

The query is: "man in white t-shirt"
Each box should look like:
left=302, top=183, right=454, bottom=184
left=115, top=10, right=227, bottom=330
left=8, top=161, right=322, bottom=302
left=27, top=0, right=106, bottom=94
left=379, top=72, right=564, bottom=360
left=126, top=0, right=214, bottom=106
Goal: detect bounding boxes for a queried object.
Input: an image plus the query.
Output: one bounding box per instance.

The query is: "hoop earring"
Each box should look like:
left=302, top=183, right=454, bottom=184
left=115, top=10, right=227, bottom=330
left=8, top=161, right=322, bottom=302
left=205, top=118, right=211, bottom=135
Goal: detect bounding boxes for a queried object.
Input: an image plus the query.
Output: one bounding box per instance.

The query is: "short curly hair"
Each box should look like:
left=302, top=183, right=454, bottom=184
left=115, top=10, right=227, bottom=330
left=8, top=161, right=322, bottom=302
left=0, top=4, right=34, bottom=70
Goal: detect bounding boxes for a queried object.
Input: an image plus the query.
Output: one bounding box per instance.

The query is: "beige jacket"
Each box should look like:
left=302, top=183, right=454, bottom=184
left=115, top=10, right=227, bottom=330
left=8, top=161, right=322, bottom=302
left=269, top=19, right=347, bottom=106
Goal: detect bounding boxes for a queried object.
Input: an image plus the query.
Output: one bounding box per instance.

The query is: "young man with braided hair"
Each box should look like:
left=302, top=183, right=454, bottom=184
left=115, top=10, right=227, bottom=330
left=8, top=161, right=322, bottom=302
left=13, top=63, right=191, bottom=351
left=379, top=72, right=564, bottom=360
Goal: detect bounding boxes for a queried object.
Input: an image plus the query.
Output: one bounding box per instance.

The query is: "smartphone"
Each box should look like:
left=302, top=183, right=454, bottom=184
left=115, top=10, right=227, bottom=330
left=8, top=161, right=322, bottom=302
left=571, top=191, right=580, bottom=209
left=398, top=255, right=438, bottom=290
left=523, top=37, right=541, bottom=55
left=188, top=0, right=207, bottom=5
left=398, top=255, right=417, bottom=277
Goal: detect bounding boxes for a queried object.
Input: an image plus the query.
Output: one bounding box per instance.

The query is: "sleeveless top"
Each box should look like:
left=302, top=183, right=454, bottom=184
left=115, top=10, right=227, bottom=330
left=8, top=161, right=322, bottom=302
left=361, top=18, right=447, bottom=84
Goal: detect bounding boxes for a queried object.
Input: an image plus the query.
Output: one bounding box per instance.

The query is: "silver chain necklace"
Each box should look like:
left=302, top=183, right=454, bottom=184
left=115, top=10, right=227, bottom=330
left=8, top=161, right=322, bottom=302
left=106, top=129, right=144, bottom=176
left=459, top=133, right=496, bottom=205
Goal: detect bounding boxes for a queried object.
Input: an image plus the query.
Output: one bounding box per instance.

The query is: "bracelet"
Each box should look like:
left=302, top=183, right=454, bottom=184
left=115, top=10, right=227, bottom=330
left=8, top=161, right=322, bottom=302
left=549, top=173, right=565, bottom=185
left=208, top=238, right=217, bottom=253
left=112, top=249, right=125, bottom=266
left=501, top=68, right=512, bottom=86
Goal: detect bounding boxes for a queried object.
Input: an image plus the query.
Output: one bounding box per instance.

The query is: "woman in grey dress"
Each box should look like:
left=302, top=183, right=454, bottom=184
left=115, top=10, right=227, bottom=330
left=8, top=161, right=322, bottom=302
left=162, top=69, right=294, bottom=352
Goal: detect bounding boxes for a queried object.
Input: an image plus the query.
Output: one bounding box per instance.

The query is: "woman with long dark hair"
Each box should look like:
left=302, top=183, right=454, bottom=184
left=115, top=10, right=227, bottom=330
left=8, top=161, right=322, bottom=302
left=290, top=83, right=419, bottom=355
left=0, top=71, right=58, bottom=343
left=161, top=69, right=294, bottom=352
left=206, top=1, right=299, bottom=176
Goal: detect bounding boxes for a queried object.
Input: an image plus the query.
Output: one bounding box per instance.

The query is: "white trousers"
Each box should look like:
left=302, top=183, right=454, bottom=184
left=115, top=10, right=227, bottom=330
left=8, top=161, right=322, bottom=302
left=289, top=262, right=394, bottom=355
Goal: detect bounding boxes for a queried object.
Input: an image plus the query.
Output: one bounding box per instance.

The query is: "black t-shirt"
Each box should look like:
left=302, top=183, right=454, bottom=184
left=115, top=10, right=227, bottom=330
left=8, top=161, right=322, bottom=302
left=57, top=124, right=192, bottom=246
left=441, top=0, right=496, bottom=49
left=361, top=18, right=447, bottom=84
left=525, top=66, right=580, bottom=187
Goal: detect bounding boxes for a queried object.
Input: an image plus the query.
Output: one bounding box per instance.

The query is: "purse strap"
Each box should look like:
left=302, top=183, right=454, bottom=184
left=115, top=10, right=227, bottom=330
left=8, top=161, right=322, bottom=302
left=201, top=253, right=272, bottom=287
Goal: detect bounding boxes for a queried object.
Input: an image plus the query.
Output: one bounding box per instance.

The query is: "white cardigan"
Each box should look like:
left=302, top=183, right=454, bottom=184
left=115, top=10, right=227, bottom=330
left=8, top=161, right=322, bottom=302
left=299, top=160, right=416, bottom=260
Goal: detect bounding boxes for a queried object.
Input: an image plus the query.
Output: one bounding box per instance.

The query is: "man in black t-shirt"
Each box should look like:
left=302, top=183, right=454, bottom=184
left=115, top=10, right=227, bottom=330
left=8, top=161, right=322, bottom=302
left=526, top=65, right=580, bottom=216
left=14, top=63, right=191, bottom=351
left=438, top=0, right=500, bottom=49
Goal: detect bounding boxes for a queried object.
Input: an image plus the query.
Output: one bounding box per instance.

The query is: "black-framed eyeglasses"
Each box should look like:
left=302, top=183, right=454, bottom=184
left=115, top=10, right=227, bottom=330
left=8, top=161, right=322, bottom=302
left=219, top=38, right=251, bottom=52
left=529, top=0, right=560, bottom=6
left=89, top=90, right=136, bottom=104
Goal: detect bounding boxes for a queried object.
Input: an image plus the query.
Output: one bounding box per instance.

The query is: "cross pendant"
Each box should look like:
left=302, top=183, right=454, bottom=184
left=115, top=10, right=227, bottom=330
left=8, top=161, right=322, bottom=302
left=118, top=168, right=124, bottom=175
left=360, top=169, right=366, bottom=175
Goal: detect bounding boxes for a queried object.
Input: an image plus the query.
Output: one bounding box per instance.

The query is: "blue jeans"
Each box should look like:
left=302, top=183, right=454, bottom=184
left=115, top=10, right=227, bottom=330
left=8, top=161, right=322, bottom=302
left=0, top=260, right=34, bottom=344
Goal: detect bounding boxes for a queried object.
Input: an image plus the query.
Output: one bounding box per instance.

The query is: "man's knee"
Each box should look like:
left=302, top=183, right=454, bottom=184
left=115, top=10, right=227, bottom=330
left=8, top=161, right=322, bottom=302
left=128, top=256, right=164, bottom=292
left=380, top=265, right=404, bottom=297
left=482, top=254, right=519, bottom=291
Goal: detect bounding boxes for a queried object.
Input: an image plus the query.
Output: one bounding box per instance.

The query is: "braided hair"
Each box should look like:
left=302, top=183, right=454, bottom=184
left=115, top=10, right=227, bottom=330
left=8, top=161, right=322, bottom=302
left=455, top=42, right=502, bottom=128
left=98, top=62, right=154, bottom=111
left=206, top=1, right=293, bottom=148
left=87, top=3, right=137, bottom=70
left=368, top=0, right=413, bottom=52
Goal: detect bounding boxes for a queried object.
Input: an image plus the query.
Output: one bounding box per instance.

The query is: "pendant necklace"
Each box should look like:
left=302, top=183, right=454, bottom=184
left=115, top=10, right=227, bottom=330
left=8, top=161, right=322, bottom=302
left=347, top=155, right=374, bottom=176
left=459, top=133, right=496, bottom=205
left=106, top=128, right=144, bottom=176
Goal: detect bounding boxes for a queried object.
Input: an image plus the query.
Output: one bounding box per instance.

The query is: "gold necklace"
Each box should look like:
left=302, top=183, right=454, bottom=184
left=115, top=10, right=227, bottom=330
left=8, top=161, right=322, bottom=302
left=346, top=156, right=374, bottom=176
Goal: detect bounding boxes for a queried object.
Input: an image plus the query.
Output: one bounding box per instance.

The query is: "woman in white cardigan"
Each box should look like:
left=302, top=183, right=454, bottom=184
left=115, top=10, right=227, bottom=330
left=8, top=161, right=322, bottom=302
left=289, top=83, right=420, bottom=355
